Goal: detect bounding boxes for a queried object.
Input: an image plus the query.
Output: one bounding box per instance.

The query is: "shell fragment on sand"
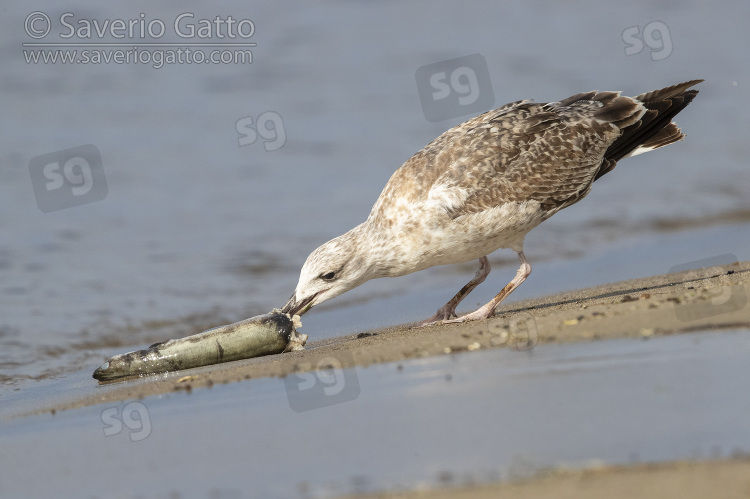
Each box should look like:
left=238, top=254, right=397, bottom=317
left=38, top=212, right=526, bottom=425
left=92, top=311, right=306, bottom=381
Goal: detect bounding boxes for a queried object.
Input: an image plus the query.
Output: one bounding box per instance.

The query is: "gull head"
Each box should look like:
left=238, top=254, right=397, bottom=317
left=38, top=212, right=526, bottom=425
left=281, top=229, right=373, bottom=316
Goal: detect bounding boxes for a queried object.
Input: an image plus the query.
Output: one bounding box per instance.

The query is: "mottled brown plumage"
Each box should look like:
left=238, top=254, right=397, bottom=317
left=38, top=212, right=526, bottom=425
left=283, top=80, right=702, bottom=324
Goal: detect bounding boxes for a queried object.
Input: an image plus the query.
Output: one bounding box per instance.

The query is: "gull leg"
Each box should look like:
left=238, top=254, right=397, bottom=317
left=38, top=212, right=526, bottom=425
left=417, top=256, right=490, bottom=327
left=445, top=251, right=531, bottom=323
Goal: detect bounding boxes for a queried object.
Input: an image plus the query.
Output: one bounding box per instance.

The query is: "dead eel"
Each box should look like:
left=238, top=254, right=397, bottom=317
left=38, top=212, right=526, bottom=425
left=93, top=311, right=306, bottom=381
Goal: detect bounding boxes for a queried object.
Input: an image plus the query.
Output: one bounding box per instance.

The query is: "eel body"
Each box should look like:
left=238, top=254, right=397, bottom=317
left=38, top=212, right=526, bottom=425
left=93, top=311, right=306, bottom=381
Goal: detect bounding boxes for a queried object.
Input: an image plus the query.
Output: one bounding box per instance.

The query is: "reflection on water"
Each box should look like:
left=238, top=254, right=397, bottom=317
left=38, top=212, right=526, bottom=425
left=2, top=330, right=749, bottom=497
left=1, top=0, right=750, bottom=390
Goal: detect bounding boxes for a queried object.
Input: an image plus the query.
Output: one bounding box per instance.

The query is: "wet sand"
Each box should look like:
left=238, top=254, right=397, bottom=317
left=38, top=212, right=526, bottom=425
left=342, top=458, right=750, bottom=499
left=6, top=262, right=750, bottom=498
left=12, top=259, right=747, bottom=417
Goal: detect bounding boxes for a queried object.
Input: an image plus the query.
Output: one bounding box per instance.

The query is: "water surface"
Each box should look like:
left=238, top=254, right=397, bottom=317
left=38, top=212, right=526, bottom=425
left=1, top=329, right=748, bottom=497
left=1, top=0, right=749, bottom=393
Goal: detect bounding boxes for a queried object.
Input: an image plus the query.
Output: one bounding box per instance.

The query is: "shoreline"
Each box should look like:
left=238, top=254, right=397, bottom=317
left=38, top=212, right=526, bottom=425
left=10, top=259, right=748, bottom=418
left=339, top=457, right=750, bottom=499
left=4, top=260, right=749, bottom=498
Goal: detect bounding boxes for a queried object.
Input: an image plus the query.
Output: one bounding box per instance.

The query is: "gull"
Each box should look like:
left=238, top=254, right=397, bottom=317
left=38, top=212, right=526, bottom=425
left=282, top=80, right=702, bottom=325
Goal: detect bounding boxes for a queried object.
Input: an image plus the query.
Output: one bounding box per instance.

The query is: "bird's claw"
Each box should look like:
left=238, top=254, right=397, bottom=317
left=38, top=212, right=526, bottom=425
left=443, top=308, right=496, bottom=324
left=415, top=310, right=457, bottom=327
left=442, top=317, right=467, bottom=324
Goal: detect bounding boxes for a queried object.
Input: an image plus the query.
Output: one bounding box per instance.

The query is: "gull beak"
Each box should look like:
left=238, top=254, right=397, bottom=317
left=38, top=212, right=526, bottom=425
left=281, top=293, right=316, bottom=316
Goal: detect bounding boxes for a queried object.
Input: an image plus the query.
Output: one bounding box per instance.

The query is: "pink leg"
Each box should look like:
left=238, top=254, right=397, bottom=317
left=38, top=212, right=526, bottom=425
left=417, top=256, right=490, bottom=327
left=445, top=251, right=531, bottom=323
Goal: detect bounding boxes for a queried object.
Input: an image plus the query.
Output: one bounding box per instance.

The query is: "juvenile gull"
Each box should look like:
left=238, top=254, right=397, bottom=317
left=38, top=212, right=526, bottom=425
left=282, top=80, right=702, bottom=325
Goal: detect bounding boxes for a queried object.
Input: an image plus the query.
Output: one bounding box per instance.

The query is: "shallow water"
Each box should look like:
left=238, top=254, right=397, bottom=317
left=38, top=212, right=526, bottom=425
left=1, top=329, right=749, bottom=497
left=1, top=2, right=750, bottom=394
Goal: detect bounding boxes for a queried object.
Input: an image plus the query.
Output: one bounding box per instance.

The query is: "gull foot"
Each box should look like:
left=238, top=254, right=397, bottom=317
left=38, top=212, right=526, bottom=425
left=415, top=309, right=458, bottom=328
left=442, top=307, right=496, bottom=324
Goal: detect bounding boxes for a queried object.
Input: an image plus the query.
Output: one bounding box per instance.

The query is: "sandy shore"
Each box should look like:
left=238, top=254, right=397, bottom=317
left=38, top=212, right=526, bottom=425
left=22, top=259, right=748, bottom=416
left=340, top=457, right=750, bottom=499
left=5, top=260, right=749, bottom=497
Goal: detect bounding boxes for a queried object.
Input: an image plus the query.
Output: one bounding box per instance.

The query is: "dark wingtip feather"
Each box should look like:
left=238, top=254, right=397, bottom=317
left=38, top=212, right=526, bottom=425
left=639, top=122, right=685, bottom=150
left=594, top=81, right=701, bottom=181
left=634, top=79, right=704, bottom=103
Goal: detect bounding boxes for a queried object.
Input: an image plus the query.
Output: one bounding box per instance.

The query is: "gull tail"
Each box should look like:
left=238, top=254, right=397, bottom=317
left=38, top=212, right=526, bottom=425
left=595, top=79, right=703, bottom=180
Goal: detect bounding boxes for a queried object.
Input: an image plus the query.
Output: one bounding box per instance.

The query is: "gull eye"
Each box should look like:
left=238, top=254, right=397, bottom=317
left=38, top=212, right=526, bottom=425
left=319, top=271, right=336, bottom=281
